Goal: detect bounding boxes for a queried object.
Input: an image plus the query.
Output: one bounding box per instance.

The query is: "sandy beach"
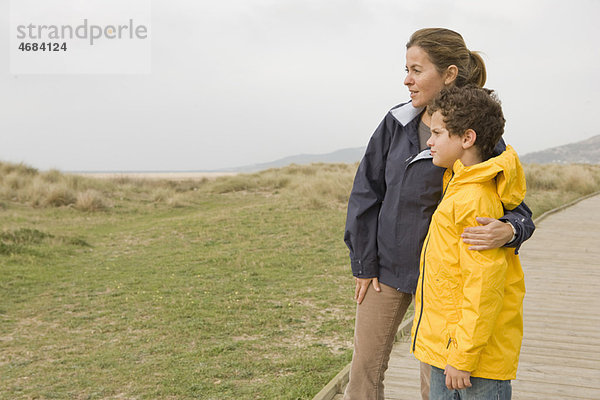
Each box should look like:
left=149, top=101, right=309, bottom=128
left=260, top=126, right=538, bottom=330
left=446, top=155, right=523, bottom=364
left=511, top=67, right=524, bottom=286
left=75, top=171, right=238, bottom=180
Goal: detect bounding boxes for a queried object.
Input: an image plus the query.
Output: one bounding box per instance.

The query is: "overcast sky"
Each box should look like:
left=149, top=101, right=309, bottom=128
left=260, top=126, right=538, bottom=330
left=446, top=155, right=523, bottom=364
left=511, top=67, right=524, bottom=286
left=1, top=0, right=599, bottom=171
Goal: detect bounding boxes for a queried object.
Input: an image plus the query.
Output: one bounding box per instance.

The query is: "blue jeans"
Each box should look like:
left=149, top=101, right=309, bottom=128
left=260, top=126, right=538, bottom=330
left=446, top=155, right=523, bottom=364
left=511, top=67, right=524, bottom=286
left=430, top=365, right=512, bottom=400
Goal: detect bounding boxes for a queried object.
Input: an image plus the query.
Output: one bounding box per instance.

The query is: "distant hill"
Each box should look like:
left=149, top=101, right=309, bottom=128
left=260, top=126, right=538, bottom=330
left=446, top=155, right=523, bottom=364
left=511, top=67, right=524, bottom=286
left=219, top=134, right=600, bottom=173
left=521, top=135, right=600, bottom=164
left=224, top=147, right=365, bottom=172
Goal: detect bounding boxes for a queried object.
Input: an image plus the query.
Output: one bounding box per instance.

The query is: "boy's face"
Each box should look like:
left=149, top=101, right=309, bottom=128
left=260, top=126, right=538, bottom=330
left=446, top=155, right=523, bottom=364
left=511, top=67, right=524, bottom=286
left=427, top=111, right=465, bottom=168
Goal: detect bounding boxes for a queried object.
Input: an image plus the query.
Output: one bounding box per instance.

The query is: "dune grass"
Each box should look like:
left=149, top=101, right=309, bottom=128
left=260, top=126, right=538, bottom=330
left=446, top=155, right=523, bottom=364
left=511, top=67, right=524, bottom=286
left=523, top=163, right=600, bottom=216
left=1, top=161, right=599, bottom=399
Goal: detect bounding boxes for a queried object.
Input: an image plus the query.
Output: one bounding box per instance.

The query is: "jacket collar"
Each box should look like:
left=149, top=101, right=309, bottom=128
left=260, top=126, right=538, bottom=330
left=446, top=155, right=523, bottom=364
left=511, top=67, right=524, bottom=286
left=408, top=149, right=433, bottom=165
left=390, top=101, right=424, bottom=126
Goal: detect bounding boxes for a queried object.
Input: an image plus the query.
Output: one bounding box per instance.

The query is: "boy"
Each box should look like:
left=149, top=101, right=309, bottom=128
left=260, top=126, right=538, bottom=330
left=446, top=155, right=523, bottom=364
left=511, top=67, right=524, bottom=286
left=410, top=86, right=526, bottom=400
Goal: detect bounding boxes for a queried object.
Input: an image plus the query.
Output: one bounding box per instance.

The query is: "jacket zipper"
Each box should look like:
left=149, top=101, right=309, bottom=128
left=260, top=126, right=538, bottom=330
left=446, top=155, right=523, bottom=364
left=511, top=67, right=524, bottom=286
left=412, top=171, right=454, bottom=352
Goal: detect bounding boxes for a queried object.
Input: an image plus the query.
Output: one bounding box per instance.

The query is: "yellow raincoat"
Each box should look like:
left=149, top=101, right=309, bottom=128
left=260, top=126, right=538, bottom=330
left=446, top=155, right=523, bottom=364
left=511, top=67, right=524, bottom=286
left=411, top=145, right=526, bottom=380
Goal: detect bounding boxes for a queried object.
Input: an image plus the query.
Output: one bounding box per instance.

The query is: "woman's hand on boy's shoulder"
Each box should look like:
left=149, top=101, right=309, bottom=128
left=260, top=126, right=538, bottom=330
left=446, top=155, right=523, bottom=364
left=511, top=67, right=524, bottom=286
left=444, top=364, right=472, bottom=390
left=461, top=217, right=514, bottom=250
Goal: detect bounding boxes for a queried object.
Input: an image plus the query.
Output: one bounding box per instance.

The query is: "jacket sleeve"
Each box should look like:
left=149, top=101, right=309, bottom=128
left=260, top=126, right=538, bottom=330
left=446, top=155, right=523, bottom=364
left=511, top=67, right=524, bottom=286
left=343, top=114, right=393, bottom=278
left=493, top=138, right=535, bottom=254
left=499, top=201, right=535, bottom=254
left=447, top=197, right=507, bottom=372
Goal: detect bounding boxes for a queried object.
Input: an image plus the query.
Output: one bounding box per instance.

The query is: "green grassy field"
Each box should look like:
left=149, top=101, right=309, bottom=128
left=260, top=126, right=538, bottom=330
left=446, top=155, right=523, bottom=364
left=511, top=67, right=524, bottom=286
left=1, top=161, right=600, bottom=399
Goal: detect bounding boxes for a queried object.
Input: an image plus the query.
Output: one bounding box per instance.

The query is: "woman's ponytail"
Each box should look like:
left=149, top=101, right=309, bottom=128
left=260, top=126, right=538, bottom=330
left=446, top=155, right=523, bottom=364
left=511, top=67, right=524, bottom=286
left=468, top=51, right=487, bottom=88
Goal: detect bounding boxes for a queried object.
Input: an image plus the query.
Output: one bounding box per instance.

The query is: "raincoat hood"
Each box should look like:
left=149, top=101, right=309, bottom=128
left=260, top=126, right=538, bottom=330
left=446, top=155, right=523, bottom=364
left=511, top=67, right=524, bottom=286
left=448, top=145, right=526, bottom=211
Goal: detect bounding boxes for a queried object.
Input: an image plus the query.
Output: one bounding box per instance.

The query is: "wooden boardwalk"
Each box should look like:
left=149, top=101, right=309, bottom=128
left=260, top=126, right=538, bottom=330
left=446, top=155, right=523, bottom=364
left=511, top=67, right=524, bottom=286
left=334, top=194, right=600, bottom=400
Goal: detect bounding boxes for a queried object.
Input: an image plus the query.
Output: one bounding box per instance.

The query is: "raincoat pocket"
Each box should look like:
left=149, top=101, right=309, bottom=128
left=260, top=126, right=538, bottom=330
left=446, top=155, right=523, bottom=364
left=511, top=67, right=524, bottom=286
left=431, top=267, right=462, bottom=325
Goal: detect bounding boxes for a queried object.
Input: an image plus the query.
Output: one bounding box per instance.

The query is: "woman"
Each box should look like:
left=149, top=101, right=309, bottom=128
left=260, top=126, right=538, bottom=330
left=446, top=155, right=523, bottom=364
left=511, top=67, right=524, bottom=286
left=343, top=28, right=535, bottom=400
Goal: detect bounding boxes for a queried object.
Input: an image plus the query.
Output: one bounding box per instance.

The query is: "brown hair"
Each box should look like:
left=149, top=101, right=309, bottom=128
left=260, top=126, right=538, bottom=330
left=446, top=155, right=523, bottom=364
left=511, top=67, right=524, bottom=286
left=429, top=86, right=505, bottom=161
left=407, top=28, right=486, bottom=88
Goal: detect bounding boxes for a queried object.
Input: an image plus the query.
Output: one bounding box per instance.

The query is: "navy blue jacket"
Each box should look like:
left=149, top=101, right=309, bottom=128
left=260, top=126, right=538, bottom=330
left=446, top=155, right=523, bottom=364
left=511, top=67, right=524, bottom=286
left=344, top=102, right=535, bottom=294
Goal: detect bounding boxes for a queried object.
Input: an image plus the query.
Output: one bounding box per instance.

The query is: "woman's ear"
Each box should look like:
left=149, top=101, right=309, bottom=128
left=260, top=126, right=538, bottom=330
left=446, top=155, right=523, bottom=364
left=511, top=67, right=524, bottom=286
left=445, top=65, right=458, bottom=86
left=462, top=129, right=477, bottom=149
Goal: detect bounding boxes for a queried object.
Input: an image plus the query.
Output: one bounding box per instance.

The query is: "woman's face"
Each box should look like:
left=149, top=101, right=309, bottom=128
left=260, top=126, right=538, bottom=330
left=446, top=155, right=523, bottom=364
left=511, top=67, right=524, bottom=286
left=404, top=46, right=448, bottom=109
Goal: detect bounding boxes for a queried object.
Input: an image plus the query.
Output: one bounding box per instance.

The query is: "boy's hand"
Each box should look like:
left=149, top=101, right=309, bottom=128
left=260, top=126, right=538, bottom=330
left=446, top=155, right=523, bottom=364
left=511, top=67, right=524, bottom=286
left=461, top=217, right=514, bottom=250
left=354, top=277, right=380, bottom=304
left=444, top=364, right=472, bottom=390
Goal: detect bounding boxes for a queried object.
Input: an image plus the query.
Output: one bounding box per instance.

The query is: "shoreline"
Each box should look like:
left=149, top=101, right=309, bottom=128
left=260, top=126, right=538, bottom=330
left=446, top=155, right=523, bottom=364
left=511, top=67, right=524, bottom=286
left=74, top=171, right=238, bottom=180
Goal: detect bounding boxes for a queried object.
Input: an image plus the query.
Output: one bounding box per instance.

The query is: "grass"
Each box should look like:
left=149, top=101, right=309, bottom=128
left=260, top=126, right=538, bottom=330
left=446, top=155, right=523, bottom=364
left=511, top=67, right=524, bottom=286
left=523, top=163, right=600, bottom=216
left=1, top=161, right=599, bottom=399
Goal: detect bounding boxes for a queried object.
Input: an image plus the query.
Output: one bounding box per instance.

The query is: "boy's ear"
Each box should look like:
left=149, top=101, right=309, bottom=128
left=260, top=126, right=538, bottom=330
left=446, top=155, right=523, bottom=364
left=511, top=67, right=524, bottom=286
left=462, top=129, right=477, bottom=149
left=444, top=65, right=458, bottom=86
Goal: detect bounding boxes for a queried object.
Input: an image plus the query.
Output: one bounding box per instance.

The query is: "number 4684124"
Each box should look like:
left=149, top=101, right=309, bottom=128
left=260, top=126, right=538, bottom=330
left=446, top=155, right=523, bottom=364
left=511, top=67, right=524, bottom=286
left=18, top=42, right=67, bottom=51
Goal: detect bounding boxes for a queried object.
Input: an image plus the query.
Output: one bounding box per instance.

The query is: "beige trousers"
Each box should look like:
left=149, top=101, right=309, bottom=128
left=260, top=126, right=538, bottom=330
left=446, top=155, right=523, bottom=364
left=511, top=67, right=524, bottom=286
left=343, top=282, right=430, bottom=400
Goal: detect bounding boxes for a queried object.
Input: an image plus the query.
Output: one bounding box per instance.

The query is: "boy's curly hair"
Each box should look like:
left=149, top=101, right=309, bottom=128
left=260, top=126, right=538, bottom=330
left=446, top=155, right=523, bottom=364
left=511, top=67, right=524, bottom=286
left=428, top=86, right=506, bottom=161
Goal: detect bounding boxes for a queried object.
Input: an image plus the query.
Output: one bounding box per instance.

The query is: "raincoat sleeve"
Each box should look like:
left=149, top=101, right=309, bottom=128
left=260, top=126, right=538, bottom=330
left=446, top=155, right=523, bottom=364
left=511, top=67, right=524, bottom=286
left=447, top=196, right=508, bottom=372
left=343, top=114, right=393, bottom=278
left=493, top=139, right=535, bottom=253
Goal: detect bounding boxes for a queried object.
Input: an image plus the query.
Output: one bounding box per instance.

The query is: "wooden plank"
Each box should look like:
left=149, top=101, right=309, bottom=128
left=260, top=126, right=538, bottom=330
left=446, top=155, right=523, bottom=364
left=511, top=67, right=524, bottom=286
left=522, top=322, right=600, bottom=335
left=512, top=392, right=584, bottom=400
left=518, top=357, right=599, bottom=371
left=522, top=311, right=600, bottom=321
left=511, top=385, right=594, bottom=400
left=517, top=361, right=600, bottom=380
left=511, top=379, right=600, bottom=399
left=519, top=339, right=600, bottom=353
left=522, top=297, right=600, bottom=306
left=518, top=353, right=600, bottom=369
left=519, top=344, right=600, bottom=361
left=514, top=368, right=600, bottom=388
left=518, top=330, right=600, bottom=344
